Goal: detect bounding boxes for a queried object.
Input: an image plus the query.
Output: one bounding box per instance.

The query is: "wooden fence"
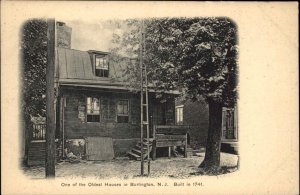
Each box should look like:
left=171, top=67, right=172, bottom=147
left=32, top=124, right=46, bottom=140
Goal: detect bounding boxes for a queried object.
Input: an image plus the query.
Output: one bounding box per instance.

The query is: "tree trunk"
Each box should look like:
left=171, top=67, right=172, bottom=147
left=199, top=100, right=223, bottom=170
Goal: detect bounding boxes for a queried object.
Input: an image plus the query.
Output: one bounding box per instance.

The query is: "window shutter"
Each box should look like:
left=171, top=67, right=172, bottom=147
left=78, top=97, right=86, bottom=122
left=109, top=100, right=116, bottom=120
left=131, top=98, right=139, bottom=124
left=101, top=99, right=109, bottom=120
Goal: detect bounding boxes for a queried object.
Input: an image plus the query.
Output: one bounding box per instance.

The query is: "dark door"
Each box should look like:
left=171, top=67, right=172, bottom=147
left=150, top=102, right=166, bottom=136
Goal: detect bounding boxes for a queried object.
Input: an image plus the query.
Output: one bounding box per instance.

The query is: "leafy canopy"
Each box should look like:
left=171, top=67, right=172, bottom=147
left=110, top=17, right=238, bottom=106
left=21, top=19, right=47, bottom=118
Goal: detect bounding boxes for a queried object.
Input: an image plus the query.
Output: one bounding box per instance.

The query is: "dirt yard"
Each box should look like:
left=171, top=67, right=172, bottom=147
left=22, top=152, right=238, bottom=179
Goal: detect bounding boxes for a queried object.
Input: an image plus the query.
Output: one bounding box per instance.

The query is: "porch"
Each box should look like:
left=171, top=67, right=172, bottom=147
left=221, top=107, right=238, bottom=154
left=127, top=125, right=191, bottom=160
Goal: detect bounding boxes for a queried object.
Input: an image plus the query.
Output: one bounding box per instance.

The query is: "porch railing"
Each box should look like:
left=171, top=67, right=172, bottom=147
left=32, top=124, right=46, bottom=140
left=222, top=108, right=238, bottom=140
left=223, top=129, right=236, bottom=139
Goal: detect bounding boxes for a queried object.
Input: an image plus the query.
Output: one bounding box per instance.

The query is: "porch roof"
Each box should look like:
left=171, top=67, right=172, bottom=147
left=59, top=80, right=180, bottom=95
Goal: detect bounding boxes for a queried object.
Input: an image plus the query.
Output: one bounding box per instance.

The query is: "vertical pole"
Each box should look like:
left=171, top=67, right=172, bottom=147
left=61, top=97, right=65, bottom=158
left=152, top=140, right=156, bottom=160
left=221, top=108, right=224, bottom=141
left=143, top=23, right=150, bottom=176
left=139, top=20, right=144, bottom=176
left=152, top=125, right=156, bottom=160
left=45, top=19, right=56, bottom=178
left=234, top=105, right=238, bottom=140
left=184, top=133, right=188, bottom=158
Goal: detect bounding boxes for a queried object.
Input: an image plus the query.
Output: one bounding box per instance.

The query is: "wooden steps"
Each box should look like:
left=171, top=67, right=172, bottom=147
left=127, top=139, right=153, bottom=161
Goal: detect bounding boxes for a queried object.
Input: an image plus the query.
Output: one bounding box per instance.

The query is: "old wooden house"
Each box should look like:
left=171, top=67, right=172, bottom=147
left=27, top=22, right=190, bottom=165
left=26, top=21, right=238, bottom=166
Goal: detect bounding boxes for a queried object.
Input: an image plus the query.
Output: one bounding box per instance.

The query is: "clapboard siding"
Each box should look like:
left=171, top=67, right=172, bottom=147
left=59, top=87, right=176, bottom=156
left=175, top=99, right=209, bottom=148
left=62, top=88, right=175, bottom=141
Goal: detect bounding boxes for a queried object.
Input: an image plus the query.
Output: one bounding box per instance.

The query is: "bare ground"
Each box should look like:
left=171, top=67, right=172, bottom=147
left=22, top=152, right=238, bottom=179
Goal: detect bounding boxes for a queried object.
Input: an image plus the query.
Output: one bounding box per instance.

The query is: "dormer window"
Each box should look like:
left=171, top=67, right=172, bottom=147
left=95, top=55, right=109, bottom=77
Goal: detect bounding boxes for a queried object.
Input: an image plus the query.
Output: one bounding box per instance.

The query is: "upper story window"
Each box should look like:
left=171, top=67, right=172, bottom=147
left=95, top=56, right=109, bottom=77
left=176, top=105, right=184, bottom=125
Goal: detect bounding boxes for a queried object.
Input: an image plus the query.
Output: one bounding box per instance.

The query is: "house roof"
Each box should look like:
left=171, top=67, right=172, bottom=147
left=56, top=47, right=127, bottom=84
left=57, top=47, right=98, bottom=80
left=56, top=47, right=180, bottom=95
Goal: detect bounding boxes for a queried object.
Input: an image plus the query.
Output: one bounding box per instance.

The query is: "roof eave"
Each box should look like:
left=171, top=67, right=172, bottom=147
left=58, top=79, right=180, bottom=95
left=87, top=50, right=111, bottom=55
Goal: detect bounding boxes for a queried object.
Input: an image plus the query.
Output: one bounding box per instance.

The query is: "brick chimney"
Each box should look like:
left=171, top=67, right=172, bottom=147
left=56, top=22, right=72, bottom=49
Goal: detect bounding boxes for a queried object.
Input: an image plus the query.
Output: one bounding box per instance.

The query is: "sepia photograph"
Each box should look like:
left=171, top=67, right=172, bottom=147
left=1, top=2, right=298, bottom=195
left=20, top=18, right=238, bottom=179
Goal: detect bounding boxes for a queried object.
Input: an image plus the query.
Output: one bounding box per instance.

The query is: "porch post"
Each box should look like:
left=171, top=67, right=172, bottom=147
left=152, top=126, right=156, bottom=160
left=234, top=105, right=238, bottom=140
left=184, top=133, right=188, bottom=158
left=221, top=108, right=225, bottom=141
left=152, top=140, right=156, bottom=160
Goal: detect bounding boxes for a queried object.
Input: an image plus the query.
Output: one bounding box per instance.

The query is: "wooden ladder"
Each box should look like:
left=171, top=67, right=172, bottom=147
left=139, top=20, right=151, bottom=176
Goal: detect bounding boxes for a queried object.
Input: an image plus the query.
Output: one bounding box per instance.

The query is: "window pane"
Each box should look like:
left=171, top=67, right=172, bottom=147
left=100, top=58, right=104, bottom=67
left=87, top=97, right=100, bottom=114
left=92, top=98, right=100, bottom=114
left=96, top=57, right=109, bottom=69
left=103, top=70, right=109, bottom=77
left=117, top=103, right=123, bottom=114
left=96, top=58, right=101, bottom=68
left=87, top=97, right=91, bottom=105
left=103, top=59, right=108, bottom=69
left=86, top=97, right=100, bottom=122
left=117, top=100, right=128, bottom=115
left=87, top=115, right=100, bottom=122
left=87, top=97, right=91, bottom=113
left=123, top=104, right=128, bottom=115
left=87, top=115, right=93, bottom=122
left=179, top=108, right=183, bottom=122
left=95, top=56, right=109, bottom=77
left=176, top=107, right=183, bottom=124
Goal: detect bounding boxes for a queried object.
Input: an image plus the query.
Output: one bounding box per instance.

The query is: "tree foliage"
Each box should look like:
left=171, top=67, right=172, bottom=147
left=110, top=17, right=238, bottom=170
left=110, top=17, right=238, bottom=106
left=21, top=19, right=47, bottom=119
